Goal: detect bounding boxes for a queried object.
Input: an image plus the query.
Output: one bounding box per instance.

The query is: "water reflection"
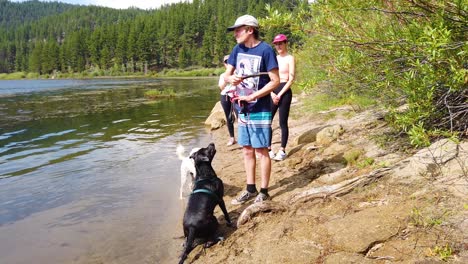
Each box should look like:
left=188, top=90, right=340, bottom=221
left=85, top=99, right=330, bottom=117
left=0, top=78, right=218, bottom=263
left=0, top=78, right=217, bottom=178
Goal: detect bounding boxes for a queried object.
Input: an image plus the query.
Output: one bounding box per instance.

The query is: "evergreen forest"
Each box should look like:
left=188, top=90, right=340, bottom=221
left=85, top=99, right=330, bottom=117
left=0, top=0, right=306, bottom=75
left=0, top=0, right=466, bottom=145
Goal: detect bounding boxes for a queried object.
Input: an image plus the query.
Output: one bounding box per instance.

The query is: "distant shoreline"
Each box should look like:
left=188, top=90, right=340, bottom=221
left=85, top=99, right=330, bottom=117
left=0, top=68, right=224, bottom=81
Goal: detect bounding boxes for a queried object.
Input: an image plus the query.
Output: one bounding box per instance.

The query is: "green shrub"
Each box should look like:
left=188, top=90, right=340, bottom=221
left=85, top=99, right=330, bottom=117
left=293, top=0, right=466, bottom=147
left=0, top=72, right=27, bottom=80
left=158, top=67, right=220, bottom=77
left=144, top=88, right=177, bottom=99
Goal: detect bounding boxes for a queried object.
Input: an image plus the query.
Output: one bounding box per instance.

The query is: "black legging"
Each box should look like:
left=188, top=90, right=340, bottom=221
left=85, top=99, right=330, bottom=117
left=269, top=83, right=292, bottom=148
left=220, top=95, right=235, bottom=137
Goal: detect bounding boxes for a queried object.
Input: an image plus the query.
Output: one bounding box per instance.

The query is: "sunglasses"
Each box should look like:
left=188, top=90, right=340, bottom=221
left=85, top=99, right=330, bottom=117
left=274, top=42, right=285, bottom=46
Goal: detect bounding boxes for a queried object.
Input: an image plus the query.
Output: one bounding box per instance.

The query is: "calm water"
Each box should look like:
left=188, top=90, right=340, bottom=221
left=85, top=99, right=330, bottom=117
left=0, top=78, right=219, bottom=264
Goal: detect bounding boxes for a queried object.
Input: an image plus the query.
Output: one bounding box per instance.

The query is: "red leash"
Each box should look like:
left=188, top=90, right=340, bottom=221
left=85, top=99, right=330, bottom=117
left=228, top=72, right=267, bottom=124
left=230, top=94, right=249, bottom=124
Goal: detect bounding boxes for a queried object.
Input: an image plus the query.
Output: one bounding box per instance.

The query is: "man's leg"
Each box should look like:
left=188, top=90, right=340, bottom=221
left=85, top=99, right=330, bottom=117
left=242, top=146, right=256, bottom=185
left=255, top=147, right=271, bottom=188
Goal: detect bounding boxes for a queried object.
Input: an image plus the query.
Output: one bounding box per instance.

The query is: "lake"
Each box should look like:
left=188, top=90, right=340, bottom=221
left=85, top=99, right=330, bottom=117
left=0, top=78, right=219, bottom=263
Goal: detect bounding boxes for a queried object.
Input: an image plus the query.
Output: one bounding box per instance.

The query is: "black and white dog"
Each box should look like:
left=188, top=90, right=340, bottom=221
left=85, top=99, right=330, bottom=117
left=179, top=143, right=232, bottom=264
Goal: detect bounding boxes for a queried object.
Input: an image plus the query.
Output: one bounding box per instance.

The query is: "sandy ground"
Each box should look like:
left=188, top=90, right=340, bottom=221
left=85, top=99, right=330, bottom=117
left=177, top=96, right=468, bottom=264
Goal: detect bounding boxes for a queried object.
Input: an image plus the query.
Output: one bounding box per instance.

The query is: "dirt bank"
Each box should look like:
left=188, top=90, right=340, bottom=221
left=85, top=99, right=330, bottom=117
left=180, top=94, right=468, bottom=263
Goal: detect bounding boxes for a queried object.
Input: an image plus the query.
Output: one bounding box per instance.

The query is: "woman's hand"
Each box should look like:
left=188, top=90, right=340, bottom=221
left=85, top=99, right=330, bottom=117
left=272, top=94, right=281, bottom=105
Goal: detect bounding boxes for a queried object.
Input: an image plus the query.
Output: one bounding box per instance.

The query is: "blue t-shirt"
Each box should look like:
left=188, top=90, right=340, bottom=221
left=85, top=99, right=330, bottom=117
left=227, top=41, right=278, bottom=112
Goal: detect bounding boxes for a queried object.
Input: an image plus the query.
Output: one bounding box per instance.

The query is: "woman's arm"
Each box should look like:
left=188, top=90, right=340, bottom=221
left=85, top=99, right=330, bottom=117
left=277, top=55, right=295, bottom=98
left=218, top=73, right=227, bottom=91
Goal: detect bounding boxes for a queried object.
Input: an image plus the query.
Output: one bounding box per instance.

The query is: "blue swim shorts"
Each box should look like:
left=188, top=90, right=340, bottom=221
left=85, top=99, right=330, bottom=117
left=237, top=111, right=271, bottom=148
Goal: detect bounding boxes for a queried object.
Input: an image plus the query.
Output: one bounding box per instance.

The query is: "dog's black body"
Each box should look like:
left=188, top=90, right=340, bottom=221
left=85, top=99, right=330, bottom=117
left=179, top=143, right=231, bottom=264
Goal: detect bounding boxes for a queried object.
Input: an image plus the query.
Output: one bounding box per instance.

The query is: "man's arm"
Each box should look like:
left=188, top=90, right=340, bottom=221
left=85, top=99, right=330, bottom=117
left=224, top=64, right=238, bottom=84
left=239, top=68, right=279, bottom=102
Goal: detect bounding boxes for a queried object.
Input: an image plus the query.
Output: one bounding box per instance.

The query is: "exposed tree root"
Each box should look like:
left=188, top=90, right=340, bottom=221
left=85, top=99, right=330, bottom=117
left=236, top=168, right=392, bottom=226
left=288, top=167, right=392, bottom=204
left=237, top=201, right=287, bottom=226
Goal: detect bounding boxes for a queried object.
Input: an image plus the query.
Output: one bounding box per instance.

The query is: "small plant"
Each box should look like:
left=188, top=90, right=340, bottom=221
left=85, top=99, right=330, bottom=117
left=409, top=208, right=425, bottom=227
left=432, top=244, right=453, bottom=261
left=343, top=149, right=364, bottom=167
left=357, top=157, right=375, bottom=169
left=409, top=207, right=448, bottom=229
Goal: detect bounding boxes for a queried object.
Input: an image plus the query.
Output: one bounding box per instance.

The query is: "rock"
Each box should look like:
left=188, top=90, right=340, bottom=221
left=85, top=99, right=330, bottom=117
left=316, top=167, right=355, bottom=185
left=321, top=142, right=349, bottom=164
left=294, top=126, right=325, bottom=145
left=432, top=141, right=468, bottom=198
left=287, top=143, right=305, bottom=156
left=325, top=252, right=375, bottom=264
left=204, top=102, right=226, bottom=130
left=391, top=139, right=460, bottom=183
left=283, top=157, right=303, bottom=168
left=316, top=125, right=344, bottom=145
left=324, top=204, right=404, bottom=253
left=413, top=138, right=458, bottom=164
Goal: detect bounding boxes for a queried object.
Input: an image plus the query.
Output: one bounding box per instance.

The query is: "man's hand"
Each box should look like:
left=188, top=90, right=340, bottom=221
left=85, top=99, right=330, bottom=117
left=229, top=74, right=243, bottom=86
left=238, top=93, right=256, bottom=102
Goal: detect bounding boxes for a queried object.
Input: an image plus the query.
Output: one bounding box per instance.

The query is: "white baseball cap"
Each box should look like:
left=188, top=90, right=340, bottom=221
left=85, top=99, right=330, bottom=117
left=227, top=15, right=259, bottom=31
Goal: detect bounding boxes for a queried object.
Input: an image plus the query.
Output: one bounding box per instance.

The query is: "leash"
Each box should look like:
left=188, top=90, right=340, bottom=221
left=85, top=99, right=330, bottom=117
left=225, top=72, right=269, bottom=124
left=230, top=95, right=249, bottom=124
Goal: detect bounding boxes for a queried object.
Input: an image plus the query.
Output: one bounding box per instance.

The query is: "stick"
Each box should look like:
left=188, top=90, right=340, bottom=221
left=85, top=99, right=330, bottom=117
left=240, top=72, right=269, bottom=79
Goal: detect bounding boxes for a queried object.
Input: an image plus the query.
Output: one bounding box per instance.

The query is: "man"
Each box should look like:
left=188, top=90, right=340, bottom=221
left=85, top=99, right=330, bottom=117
left=224, top=15, right=280, bottom=204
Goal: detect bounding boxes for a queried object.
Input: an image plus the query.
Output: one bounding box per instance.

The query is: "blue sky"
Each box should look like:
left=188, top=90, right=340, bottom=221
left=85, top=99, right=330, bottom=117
left=10, top=0, right=187, bottom=10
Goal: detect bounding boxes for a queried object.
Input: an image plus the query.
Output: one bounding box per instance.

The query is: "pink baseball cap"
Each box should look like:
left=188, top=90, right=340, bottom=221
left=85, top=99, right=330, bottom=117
left=272, top=34, right=288, bottom=43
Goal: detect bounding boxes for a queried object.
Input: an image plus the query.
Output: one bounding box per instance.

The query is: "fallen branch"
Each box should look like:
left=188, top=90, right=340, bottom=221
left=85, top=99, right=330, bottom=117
left=237, top=201, right=287, bottom=226
left=288, top=167, right=391, bottom=204
left=237, top=168, right=392, bottom=226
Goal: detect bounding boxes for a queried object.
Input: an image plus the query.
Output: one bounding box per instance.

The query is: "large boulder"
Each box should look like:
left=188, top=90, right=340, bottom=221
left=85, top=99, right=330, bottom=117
left=293, top=126, right=325, bottom=145
left=391, top=138, right=459, bottom=183
left=204, top=101, right=226, bottom=130
left=316, top=125, right=344, bottom=145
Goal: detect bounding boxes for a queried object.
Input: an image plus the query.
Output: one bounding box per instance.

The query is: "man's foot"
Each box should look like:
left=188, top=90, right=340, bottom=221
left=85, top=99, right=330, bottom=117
left=231, top=190, right=258, bottom=205
left=273, top=150, right=287, bottom=161
left=254, top=192, right=270, bottom=203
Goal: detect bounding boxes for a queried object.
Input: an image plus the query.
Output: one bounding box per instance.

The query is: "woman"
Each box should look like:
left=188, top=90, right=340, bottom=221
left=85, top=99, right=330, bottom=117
left=269, top=34, right=295, bottom=161
left=218, top=55, right=236, bottom=146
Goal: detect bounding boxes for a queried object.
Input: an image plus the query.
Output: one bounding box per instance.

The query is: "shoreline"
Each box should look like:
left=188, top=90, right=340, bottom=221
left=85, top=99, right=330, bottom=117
left=184, top=94, right=468, bottom=263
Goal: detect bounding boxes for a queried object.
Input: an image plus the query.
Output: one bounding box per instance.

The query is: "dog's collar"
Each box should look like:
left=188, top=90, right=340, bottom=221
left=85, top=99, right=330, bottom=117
left=191, top=188, right=220, bottom=203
